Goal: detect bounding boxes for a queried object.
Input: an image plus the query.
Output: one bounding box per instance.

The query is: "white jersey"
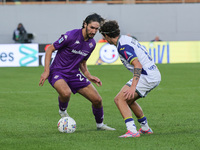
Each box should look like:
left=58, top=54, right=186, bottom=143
left=117, top=35, right=161, bottom=83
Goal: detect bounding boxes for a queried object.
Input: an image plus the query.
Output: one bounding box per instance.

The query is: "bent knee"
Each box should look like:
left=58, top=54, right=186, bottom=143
left=60, top=91, right=71, bottom=99
left=114, top=96, right=119, bottom=105
left=114, top=95, right=128, bottom=106
left=92, top=96, right=102, bottom=107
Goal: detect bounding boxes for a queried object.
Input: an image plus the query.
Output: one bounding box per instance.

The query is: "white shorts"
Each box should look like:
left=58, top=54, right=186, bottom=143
left=126, top=75, right=160, bottom=97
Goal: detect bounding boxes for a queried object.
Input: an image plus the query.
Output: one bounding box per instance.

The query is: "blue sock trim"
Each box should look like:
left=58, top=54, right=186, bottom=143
left=138, top=116, right=147, bottom=123
left=125, top=118, right=134, bottom=123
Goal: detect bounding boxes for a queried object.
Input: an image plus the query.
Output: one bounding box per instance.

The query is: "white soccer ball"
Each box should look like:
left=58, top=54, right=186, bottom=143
left=57, top=117, right=76, bottom=133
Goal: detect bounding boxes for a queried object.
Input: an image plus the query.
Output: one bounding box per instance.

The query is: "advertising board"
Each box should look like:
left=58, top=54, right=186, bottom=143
left=1, top=41, right=200, bottom=67
left=0, top=44, right=38, bottom=67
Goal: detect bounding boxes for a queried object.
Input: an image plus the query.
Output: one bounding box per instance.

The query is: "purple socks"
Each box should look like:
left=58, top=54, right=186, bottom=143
left=58, top=97, right=68, bottom=111
left=92, top=106, right=104, bottom=123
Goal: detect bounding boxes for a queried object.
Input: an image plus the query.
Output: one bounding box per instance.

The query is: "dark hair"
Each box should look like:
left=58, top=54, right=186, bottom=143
left=82, top=13, right=104, bottom=28
left=99, top=20, right=120, bottom=38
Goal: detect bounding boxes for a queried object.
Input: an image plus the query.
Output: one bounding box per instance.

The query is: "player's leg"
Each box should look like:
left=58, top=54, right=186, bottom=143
left=78, top=84, right=115, bottom=130
left=54, top=79, right=71, bottom=117
left=129, top=100, right=152, bottom=134
left=128, top=78, right=159, bottom=134
left=114, top=85, right=133, bottom=119
left=78, top=83, right=102, bottom=107
left=114, top=85, right=140, bottom=137
left=78, top=84, right=103, bottom=125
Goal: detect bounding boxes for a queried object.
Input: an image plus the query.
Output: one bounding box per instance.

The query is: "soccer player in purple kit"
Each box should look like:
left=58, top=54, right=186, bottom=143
left=39, top=13, right=115, bottom=131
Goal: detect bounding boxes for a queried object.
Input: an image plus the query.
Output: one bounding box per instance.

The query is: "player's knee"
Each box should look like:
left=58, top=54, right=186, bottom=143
left=92, top=96, right=102, bottom=107
left=114, top=95, right=125, bottom=106
left=114, top=96, right=119, bottom=105
left=60, top=91, right=71, bottom=99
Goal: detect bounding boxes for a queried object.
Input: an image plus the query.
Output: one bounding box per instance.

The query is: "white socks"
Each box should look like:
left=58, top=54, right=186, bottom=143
left=125, top=120, right=137, bottom=133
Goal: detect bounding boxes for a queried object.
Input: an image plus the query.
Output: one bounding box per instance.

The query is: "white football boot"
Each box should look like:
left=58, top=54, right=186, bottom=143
left=97, top=124, right=116, bottom=131
left=59, top=109, right=69, bottom=118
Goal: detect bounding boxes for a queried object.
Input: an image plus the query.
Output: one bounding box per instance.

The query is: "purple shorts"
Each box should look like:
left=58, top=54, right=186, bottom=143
left=48, top=71, right=91, bottom=94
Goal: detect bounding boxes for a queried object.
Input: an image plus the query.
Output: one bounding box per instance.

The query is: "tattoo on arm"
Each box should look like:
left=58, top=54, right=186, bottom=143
left=134, top=68, right=142, bottom=80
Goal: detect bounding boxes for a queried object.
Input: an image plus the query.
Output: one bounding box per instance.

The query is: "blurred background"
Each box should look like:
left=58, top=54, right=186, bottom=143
left=1, top=0, right=200, bottom=44
left=0, top=0, right=200, bottom=67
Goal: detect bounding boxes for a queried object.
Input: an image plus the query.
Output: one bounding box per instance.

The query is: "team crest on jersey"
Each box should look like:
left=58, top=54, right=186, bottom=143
left=89, top=42, right=93, bottom=48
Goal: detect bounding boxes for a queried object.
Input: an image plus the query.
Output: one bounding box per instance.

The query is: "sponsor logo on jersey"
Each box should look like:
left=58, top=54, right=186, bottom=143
left=148, top=65, right=157, bottom=70
left=71, top=49, right=88, bottom=56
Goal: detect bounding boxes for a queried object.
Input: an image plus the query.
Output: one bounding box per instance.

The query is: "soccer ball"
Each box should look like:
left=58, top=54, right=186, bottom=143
left=57, top=117, right=76, bottom=133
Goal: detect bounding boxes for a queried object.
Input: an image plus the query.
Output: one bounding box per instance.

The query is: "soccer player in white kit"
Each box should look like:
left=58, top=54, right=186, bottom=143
left=100, top=20, right=161, bottom=138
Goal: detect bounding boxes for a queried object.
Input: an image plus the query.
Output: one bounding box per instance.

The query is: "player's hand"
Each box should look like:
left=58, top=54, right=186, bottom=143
left=89, top=76, right=102, bottom=87
left=39, top=71, right=49, bottom=86
left=123, top=87, right=135, bottom=100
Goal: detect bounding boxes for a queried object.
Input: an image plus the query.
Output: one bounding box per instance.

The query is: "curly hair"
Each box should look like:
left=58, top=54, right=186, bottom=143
left=99, top=20, right=120, bottom=38
left=82, top=13, right=104, bottom=29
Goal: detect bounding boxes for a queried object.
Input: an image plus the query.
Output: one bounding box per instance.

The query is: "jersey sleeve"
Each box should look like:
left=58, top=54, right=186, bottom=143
left=53, top=33, right=71, bottom=50
left=84, top=53, right=91, bottom=61
left=118, top=44, right=137, bottom=64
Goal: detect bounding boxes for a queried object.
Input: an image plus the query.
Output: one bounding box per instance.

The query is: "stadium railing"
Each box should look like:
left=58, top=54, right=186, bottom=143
left=1, top=0, right=200, bottom=5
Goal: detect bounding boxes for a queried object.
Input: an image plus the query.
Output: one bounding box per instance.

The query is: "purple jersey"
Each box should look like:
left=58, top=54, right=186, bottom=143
left=50, top=29, right=96, bottom=74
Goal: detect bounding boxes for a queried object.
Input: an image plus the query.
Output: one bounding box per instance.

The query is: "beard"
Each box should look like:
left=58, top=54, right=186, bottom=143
left=86, top=27, right=95, bottom=39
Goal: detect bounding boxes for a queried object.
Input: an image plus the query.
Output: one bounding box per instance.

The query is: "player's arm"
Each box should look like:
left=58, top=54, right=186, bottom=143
left=39, top=44, right=56, bottom=86
left=118, top=45, right=142, bottom=99
left=124, top=58, right=142, bottom=99
left=80, top=60, right=102, bottom=86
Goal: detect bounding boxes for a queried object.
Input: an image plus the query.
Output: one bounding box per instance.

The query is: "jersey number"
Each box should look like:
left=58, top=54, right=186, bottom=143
left=137, top=43, right=152, bottom=61
left=76, top=74, right=84, bottom=81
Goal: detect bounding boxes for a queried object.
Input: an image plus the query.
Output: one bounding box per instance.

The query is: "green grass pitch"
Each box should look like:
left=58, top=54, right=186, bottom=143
left=0, top=63, right=200, bottom=150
